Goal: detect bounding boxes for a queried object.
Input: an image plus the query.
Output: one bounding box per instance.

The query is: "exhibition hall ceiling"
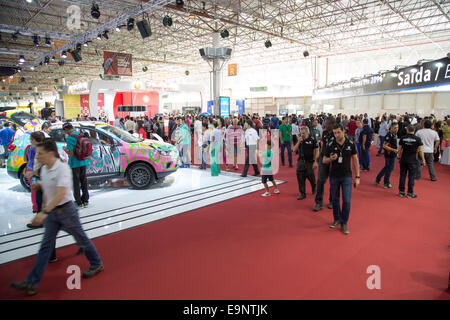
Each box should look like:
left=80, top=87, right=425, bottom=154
left=0, top=0, right=449, bottom=98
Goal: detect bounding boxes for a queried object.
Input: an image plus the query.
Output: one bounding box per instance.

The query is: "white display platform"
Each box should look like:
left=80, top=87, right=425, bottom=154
left=0, top=167, right=284, bottom=265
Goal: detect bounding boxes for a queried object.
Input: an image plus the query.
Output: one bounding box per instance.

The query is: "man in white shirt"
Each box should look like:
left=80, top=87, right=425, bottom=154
left=377, top=116, right=389, bottom=156
left=241, top=120, right=260, bottom=177
left=416, top=120, right=440, bottom=181
left=10, top=139, right=104, bottom=296
left=125, top=116, right=134, bottom=133
left=113, top=116, right=121, bottom=128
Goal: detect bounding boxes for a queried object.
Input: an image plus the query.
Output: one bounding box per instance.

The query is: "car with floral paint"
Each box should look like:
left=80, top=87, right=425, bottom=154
left=7, top=121, right=180, bottom=190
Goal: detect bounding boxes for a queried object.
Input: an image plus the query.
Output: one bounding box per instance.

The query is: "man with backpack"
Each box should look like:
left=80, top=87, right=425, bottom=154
left=62, top=123, right=91, bottom=208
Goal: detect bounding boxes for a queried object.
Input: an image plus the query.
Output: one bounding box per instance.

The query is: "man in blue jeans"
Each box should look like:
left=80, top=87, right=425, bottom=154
left=375, top=122, right=399, bottom=188
left=359, top=118, right=374, bottom=171
left=323, top=124, right=360, bottom=235
left=10, top=139, right=103, bottom=296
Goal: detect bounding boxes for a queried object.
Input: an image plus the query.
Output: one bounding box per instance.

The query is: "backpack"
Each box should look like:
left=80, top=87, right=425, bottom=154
left=70, top=133, right=93, bottom=160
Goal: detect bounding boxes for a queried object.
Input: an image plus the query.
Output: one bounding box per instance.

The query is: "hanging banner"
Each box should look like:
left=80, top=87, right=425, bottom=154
left=103, top=51, right=132, bottom=76
left=313, top=56, right=450, bottom=100
left=219, top=96, right=230, bottom=118
left=53, top=40, right=73, bottom=60
left=63, top=94, right=81, bottom=119
left=228, top=63, right=237, bottom=76
left=80, top=94, right=90, bottom=117
left=236, top=99, right=245, bottom=114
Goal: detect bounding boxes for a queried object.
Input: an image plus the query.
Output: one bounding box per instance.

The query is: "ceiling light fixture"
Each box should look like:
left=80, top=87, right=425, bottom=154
left=91, top=3, right=100, bottom=19
left=11, top=32, right=19, bottom=41
left=264, top=40, right=272, bottom=48
left=44, top=56, right=50, bottom=65
left=18, top=55, right=25, bottom=64
left=103, top=30, right=109, bottom=39
left=163, top=16, right=173, bottom=26
left=176, top=0, right=184, bottom=8
left=303, top=50, right=309, bottom=57
left=45, top=36, right=51, bottom=46
left=220, top=29, right=229, bottom=38
left=33, top=34, right=40, bottom=46
left=61, top=51, right=67, bottom=58
left=97, top=34, right=102, bottom=40
left=127, top=18, right=135, bottom=31
left=76, top=43, right=82, bottom=51
left=30, top=66, right=35, bottom=70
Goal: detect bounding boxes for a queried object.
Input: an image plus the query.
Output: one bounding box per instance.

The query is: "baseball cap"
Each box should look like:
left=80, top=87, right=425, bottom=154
left=62, top=122, right=73, bottom=130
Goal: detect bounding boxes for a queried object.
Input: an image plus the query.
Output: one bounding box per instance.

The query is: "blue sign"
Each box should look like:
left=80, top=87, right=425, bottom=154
left=236, top=99, right=245, bottom=115
left=207, top=100, right=213, bottom=114
left=219, top=96, right=230, bottom=117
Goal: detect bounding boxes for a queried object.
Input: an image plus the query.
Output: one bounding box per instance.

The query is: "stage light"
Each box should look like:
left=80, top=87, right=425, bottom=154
left=103, top=30, right=109, bottom=39
left=83, top=42, right=88, bottom=47
left=264, top=40, right=272, bottom=48
left=97, top=34, right=102, bottom=40
left=76, top=43, right=82, bottom=51
left=303, top=50, right=309, bottom=57
left=26, top=0, right=33, bottom=3
left=12, top=32, right=18, bottom=41
left=45, top=36, right=51, bottom=46
left=91, top=3, right=100, bottom=19
left=18, top=55, right=25, bottom=64
left=142, top=66, right=148, bottom=72
left=220, top=29, right=229, bottom=38
left=44, top=56, right=50, bottom=65
left=30, top=66, right=35, bottom=71
left=51, top=56, right=55, bottom=61
left=127, top=18, right=134, bottom=31
left=176, top=0, right=184, bottom=8
left=163, top=16, right=173, bottom=27
left=115, top=25, right=121, bottom=32
left=61, top=51, right=67, bottom=58
left=33, top=34, right=40, bottom=46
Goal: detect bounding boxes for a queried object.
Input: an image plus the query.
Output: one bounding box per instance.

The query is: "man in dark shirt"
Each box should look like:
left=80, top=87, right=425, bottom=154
left=312, top=117, right=335, bottom=211
left=323, top=124, right=360, bottom=235
left=398, top=125, right=425, bottom=198
left=293, top=126, right=318, bottom=200
left=375, top=122, right=399, bottom=188
left=359, top=119, right=374, bottom=171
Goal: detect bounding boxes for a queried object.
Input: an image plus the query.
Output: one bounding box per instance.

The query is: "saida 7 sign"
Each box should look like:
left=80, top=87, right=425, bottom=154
left=103, top=51, right=132, bottom=76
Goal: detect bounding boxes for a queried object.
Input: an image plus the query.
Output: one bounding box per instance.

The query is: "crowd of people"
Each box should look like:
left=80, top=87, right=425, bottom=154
left=1, top=109, right=449, bottom=296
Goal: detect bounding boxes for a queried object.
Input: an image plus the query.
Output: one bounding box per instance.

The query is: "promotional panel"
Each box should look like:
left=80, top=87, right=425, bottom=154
left=219, top=96, right=230, bottom=118
left=103, top=51, right=132, bottom=76
left=63, top=94, right=81, bottom=119
left=207, top=100, right=213, bottom=114
left=236, top=99, right=245, bottom=115
left=313, top=56, right=450, bottom=100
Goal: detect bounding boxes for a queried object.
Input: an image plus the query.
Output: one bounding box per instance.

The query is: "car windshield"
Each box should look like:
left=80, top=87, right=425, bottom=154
left=9, top=112, right=36, bottom=126
left=100, top=124, right=142, bottom=143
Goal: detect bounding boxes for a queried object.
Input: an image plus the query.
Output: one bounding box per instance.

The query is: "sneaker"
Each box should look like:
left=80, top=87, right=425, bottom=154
left=10, top=281, right=37, bottom=296
left=297, top=194, right=306, bottom=200
left=77, top=203, right=84, bottom=209
left=406, top=193, right=418, bottom=198
left=179, top=164, right=185, bottom=168
left=49, top=257, right=58, bottom=263
left=261, top=192, right=271, bottom=197
left=240, top=174, right=247, bottom=177
left=26, top=223, right=43, bottom=229
left=327, top=203, right=333, bottom=209
left=431, top=178, right=437, bottom=181
left=398, top=192, right=406, bottom=197
left=383, top=184, right=393, bottom=189
left=342, top=224, right=350, bottom=235
left=374, top=179, right=380, bottom=186
left=311, top=187, right=316, bottom=194
left=82, top=265, right=104, bottom=279
left=273, top=189, right=280, bottom=194
left=361, top=169, right=369, bottom=172
left=76, top=247, right=84, bottom=255
left=329, top=221, right=340, bottom=228
left=83, top=202, right=89, bottom=208
left=234, top=165, right=239, bottom=170
left=312, top=204, right=323, bottom=212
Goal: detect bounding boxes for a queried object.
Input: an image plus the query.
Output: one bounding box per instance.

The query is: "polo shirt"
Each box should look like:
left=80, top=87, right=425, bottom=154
left=279, top=123, right=292, bottom=142
left=261, top=150, right=273, bottom=174
left=399, top=134, right=422, bottom=163
left=359, top=125, right=374, bottom=147
left=271, top=117, right=279, bottom=129
left=347, top=120, right=357, bottom=136
left=384, top=132, right=398, bottom=158
left=310, top=127, right=321, bottom=142
left=325, top=138, right=357, bottom=178
left=379, top=121, right=389, bottom=137
left=298, top=136, right=318, bottom=161
left=66, top=131, right=88, bottom=169
left=245, top=127, right=259, bottom=146
left=179, top=124, right=191, bottom=146
left=40, top=159, right=74, bottom=207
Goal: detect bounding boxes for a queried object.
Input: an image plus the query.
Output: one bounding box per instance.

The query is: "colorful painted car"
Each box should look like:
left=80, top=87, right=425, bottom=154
left=7, top=121, right=180, bottom=190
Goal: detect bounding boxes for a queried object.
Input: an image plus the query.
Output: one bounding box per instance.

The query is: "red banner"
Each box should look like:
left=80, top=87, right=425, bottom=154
left=79, top=93, right=105, bottom=117
left=103, top=51, right=132, bottom=76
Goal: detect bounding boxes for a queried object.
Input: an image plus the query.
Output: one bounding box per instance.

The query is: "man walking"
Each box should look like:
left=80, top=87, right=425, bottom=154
left=175, top=117, right=191, bottom=168
left=323, top=124, right=360, bottom=235
left=398, top=125, right=425, bottom=198
left=313, top=117, right=335, bottom=212
left=241, top=120, right=260, bottom=177
left=0, top=122, right=15, bottom=168
left=416, top=120, right=440, bottom=181
left=377, top=116, right=389, bottom=156
left=359, top=118, right=374, bottom=171
left=293, top=126, right=318, bottom=200
left=279, top=116, right=293, bottom=167
left=375, top=122, right=399, bottom=189
left=62, top=123, right=89, bottom=208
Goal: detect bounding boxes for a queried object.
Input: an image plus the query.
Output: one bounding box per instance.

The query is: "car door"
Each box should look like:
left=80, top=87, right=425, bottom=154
left=80, top=127, right=121, bottom=176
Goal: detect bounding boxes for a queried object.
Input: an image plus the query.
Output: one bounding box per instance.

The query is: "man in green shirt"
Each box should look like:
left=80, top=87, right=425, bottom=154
left=279, top=116, right=293, bottom=167
left=260, top=140, right=280, bottom=197
left=176, top=117, right=191, bottom=168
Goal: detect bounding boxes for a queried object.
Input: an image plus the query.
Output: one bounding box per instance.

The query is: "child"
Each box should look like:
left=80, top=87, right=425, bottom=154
left=260, top=140, right=279, bottom=197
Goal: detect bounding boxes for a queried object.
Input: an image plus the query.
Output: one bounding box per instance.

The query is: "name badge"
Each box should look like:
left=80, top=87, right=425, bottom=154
left=338, top=156, right=343, bottom=163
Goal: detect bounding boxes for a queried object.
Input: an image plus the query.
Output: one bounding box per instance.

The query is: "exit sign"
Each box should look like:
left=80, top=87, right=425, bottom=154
left=250, top=86, right=267, bottom=92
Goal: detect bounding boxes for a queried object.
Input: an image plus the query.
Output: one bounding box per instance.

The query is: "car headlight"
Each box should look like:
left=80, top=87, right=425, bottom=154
left=156, top=148, right=171, bottom=156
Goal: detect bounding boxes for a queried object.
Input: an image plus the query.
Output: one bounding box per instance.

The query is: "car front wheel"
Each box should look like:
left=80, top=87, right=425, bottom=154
left=19, top=166, right=31, bottom=192
left=126, top=163, right=155, bottom=189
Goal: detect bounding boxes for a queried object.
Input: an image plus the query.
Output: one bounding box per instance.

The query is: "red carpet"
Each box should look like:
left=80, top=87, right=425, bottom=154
left=1, top=147, right=449, bottom=300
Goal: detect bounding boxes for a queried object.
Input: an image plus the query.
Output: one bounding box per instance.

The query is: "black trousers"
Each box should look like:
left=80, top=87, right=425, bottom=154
left=297, top=160, right=316, bottom=195
left=72, top=166, right=89, bottom=205
left=399, top=161, right=417, bottom=194
left=242, top=144, right=259, bottom=176
left=361, top=146, right=370, bottom=169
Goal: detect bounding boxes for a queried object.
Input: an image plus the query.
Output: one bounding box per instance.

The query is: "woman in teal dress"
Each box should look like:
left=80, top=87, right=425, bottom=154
left=210, top=121, right=221, bottom=176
